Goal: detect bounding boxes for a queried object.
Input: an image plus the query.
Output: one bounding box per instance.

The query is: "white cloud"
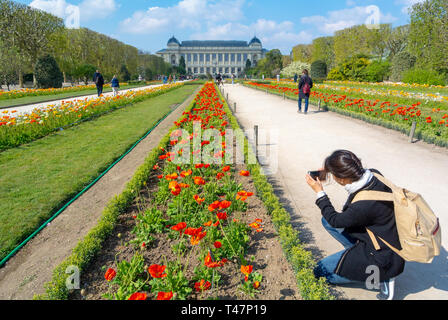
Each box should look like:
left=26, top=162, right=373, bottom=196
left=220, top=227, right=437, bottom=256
left=120, top=0, right=312, bottom=53
left=30, top=0, right=117, bottom=23
left=301, top=6, right=397, bottom=35
left=190, top=19, right=313, bottom=53
left=120, top=0, right=245, bottom=34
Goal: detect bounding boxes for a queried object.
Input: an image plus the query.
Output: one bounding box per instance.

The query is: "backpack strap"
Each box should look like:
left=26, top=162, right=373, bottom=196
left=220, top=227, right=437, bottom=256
left=366, top=228, right=381, bottom=251
left=352, top=190, right=394, bottom=203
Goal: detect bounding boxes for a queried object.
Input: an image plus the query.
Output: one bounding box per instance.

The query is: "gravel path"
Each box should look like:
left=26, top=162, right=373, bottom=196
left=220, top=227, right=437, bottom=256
left=222, top=83, right=448, bottom=300
left=0, top=87, right=199, bottom=300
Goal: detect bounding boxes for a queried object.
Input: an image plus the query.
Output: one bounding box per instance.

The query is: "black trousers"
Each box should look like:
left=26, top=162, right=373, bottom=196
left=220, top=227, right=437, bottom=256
left=96, top=85, right=103, bottom=96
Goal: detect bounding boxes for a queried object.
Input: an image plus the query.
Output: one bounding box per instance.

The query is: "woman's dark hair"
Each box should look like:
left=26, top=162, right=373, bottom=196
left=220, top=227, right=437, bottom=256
left=302, top=69, right=309, bottom=76
left=324, top=150, right=365, bottom=181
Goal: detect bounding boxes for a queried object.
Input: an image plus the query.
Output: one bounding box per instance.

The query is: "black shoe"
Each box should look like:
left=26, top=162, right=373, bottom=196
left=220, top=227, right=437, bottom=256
left=377, top=278, right=395, bottom=300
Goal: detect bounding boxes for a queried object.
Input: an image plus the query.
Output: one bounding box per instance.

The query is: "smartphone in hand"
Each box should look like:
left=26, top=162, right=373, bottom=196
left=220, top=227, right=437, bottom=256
left=308, top=170, right=327, bottom=181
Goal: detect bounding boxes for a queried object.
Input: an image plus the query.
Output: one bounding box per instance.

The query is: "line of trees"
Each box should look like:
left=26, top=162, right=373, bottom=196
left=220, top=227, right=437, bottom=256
left=290, top=0, right=447, bottom=85
left=0, top=0, right=172, bottom=89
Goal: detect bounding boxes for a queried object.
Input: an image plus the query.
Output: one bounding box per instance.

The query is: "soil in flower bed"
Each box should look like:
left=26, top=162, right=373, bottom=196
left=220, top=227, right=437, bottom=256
left=71, top=162, right=300, bottom=300
left=70, top=83, right=301, bottom=300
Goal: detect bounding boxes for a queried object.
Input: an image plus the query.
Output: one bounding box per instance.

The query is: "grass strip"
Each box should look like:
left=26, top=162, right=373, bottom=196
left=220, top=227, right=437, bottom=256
left=218, top=85, right=333, bottom=300
left=244, top=83, right=448, bottom=149
left=0, top=85, right=199, bottom=262
left=35, top=85, right=201, bottom=300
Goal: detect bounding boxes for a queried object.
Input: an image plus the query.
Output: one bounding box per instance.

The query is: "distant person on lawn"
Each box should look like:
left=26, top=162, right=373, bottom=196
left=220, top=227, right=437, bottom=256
left=93, top=70, right=105, bottom=97
left=111, top=75, right=120, bottom=96
left=298, top=69, right=313, bottom=114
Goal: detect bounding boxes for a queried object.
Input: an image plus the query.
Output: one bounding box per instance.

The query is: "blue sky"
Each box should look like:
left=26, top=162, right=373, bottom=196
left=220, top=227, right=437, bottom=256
left=18, top=0, right=424, bottom=54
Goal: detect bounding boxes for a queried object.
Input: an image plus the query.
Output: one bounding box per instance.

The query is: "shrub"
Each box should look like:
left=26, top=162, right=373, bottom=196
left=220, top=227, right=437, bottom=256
left=34, top=55, right=63, bottom=89
left=390, top=51, right=416, bottom=82
left=310, top=60, right=328, bottom=79
left=364, top=61, right=391, bottom=82
left=281, top=61, right=311, bottom=78
left=402, top=68, right=446, bottom=86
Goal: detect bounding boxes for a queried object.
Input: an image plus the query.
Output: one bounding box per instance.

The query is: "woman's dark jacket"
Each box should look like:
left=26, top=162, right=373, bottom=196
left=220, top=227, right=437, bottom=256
left=316, top=169, right=405, bottom=282
left=111, top=78, right=119, bottom=88
left=94, top=74, right=104, bottom=87
left=298, top=75, right=313, bottom=99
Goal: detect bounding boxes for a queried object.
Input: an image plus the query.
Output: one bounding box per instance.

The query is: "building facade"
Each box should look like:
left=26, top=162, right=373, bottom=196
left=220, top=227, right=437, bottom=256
left=157, top=36, right=267, bottom=76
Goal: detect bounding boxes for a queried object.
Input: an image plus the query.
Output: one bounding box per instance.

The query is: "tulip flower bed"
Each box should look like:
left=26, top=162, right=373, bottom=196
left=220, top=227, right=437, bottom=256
left=0, top=83, right=128, bottom=101
left=245, top=81, right=448, bottom=148
left=35, top=82, right=334, bottom=301
left=0, top=83, right=183, bottom=151
left=55, top=83, right=301, bottom=301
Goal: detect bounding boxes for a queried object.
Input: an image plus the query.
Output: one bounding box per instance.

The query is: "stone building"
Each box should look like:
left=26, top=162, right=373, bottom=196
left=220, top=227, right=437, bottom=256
left=157, top=36, right=267, bottom=76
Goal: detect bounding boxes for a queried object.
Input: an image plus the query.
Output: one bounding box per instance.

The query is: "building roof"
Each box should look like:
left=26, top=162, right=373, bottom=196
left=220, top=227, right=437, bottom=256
left=168, top=36, right=180, bottom=46
left=249, top=36, right=262, bottom=45
left=181, top=40, right=249, bottom=47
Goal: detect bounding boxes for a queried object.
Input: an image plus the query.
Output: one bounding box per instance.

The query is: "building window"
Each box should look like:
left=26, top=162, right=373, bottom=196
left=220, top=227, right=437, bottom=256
left=212, top=53, right=217, bottom=61
left=237, top=53, right=241, bottom=62
left=225, top=67, right=229, bottom=74
left=200, top=67, right=204, bottom=74
left=194, top=67, right=198, bottom=74
left=224, top=53, right=229, bottom=62
left=231, top=67, right=235, bottom=74
left=187, top=54, right=191, bottom=62
left=199, top=53, right=204, bottom=62
left=206, top=54, right=210, bottom=62
left=231, top=53, right=235, bottom=62
left=193, top=54, right=198, bottom=62
left=218, top=54, right=223, bottom=62
left=243, top=53, right=248, bottom=63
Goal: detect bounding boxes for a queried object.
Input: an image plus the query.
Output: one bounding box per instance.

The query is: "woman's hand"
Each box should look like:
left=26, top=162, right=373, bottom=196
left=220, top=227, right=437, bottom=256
left=306, top=174, right=324, bottom=193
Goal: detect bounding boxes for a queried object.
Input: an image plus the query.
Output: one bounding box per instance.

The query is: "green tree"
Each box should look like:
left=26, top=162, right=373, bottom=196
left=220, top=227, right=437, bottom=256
left=292, top=44, right=313, bottom=63
left=408, top=0, right=448, bottom=75
left=311, top=36, right=335, bottom=69
left=73, top=64, right=96, bottom=85
left=0, top=40, right=20, bottom=90
left=390, top=51, right=416, bottom=82
left=119, top=64, right=131, bottom=82
left=310, top=60, right=328, bottom=79
left=178, top=56, right=186, bottom=75
left=34, top=54, right=63, bottom=88
left=0, top=1, right=64, bottom=87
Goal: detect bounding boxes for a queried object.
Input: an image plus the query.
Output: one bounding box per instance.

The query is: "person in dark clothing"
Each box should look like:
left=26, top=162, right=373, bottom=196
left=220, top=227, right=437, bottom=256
left=294, top=73, right=298, bottom=83
left=298, top=69, right=313, bottom=114
left=93, top=70, right=104, bottom=97
left=306, top=150, right=405, bottom=300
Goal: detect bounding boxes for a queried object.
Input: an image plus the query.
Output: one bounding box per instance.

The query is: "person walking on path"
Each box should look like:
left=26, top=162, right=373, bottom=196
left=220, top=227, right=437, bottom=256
left=111, top=75, right=120, bottom=96
left=168, top=74, right=172, bottom=84
left=305, top=150, right=405, bottom=300
left=294, top=73, right=298, bottom=83
left=298, top=69, right=313, bottom=114
left=231, top=73, right=235, bottom=85
left=93, top=70, right=105, bottom=97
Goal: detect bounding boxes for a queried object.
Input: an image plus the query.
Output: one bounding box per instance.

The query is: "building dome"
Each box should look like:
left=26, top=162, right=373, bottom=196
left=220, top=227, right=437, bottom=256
left=249, top=36, right=261, bottom=46
left=167, top=36, right=180, bottom=46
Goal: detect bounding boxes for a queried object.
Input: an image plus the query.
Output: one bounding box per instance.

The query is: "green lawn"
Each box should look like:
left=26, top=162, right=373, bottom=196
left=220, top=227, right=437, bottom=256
left=0, top=83, right=157, bottom=109
left=0, top=84, right=199, bottom=261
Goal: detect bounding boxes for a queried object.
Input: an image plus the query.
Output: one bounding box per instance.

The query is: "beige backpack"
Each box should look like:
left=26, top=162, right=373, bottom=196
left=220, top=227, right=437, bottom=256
left=352, top=173, right=441, bottom=264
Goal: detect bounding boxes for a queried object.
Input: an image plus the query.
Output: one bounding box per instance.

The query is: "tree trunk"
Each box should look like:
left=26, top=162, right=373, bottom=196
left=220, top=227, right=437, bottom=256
left=18, top=70, right=24, bottom=88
